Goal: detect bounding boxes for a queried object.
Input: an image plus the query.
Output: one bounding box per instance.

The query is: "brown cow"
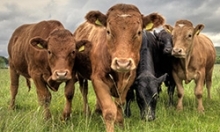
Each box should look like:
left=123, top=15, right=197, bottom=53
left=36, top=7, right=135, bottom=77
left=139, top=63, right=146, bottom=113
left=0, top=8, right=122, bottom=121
left=164, top=20, right=216, bottom=112
left=8, top=20, right=88, bottom=120
left=73, top=3, right=165, bottom=132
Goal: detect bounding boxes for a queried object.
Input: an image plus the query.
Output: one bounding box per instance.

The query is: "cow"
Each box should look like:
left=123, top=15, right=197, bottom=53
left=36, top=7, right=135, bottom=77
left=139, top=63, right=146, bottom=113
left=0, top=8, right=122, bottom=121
left=163, top=20, right=216, bottom=112
left=124, top=28, right=174, bottom=121
left=73, top=3, right=165, bottom=132
left=154, top=29, right=176, bottom=106
left=7, top=20, right=89, bottom=120
left=74, top=41, right=92, bottom=115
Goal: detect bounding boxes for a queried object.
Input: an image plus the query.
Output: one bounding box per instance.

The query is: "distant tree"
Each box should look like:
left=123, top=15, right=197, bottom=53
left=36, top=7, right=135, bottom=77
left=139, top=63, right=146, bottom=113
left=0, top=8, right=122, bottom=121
left=215, top=56, right=220, bottom=64
left=0, top=56, right=8, bottom=68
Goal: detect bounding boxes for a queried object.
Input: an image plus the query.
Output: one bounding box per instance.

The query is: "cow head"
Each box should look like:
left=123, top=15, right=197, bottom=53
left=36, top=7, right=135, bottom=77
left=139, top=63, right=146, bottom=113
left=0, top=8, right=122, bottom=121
left=154, top=29, right=173, bottom=55
left=164, top=20, right=204, bottom=58
left=30, top=29, right=78, bottom=82
left=136, top=71, right=167, bottom=121
left=85, top=3, right=165, bottom=72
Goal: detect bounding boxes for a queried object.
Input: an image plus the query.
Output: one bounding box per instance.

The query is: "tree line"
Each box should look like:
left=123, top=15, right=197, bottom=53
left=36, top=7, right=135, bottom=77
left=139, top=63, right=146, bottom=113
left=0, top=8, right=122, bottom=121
left=0, top=56, right=8, bottom=69
left=0, top=55, right=220, bottom=69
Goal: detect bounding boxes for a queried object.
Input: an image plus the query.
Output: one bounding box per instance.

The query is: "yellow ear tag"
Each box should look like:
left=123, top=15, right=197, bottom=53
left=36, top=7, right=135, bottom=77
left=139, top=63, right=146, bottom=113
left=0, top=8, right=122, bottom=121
left=78, top=45, right=85, bottom=52
left=37, top=43, right=43, bottom=49
left=166, top=29, right=171, bottom=33
left=95, top=19, right=102, bottom=26
left=195, top=30, right=200, bottom=35
left=145, top=22, right=154, bottom=31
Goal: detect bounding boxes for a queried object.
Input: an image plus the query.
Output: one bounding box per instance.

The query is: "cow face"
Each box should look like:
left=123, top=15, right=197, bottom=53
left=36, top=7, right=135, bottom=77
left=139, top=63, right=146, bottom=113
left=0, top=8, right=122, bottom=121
left=154, top=29, right=173, bottom=55
left=164, top=20, right=204, bottom=58
left=136, top=71, right=167, bottom=121
left=30, top=29, right=76, bottom=82
left=85, top=4, right=165, bottom=72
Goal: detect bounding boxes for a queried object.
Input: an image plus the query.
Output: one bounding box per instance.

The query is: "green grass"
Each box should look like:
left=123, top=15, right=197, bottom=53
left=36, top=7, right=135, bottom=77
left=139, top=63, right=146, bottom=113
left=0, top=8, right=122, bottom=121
left=1, top=65, right=220, bottom=132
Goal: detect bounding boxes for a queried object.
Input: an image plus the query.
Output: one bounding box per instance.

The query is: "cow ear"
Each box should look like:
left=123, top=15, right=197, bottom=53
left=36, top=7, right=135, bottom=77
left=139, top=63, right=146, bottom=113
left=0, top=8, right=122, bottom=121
left=194, top=24, right=204, bottom=35
left=163, top=24, right=173, bottom=33
left=30, top=37, right=48, bottom=50
left=76, top=40, right=92, bottom=52
left=85, top=11, right=107, bottom=27
left=157, top=73, right=167, bottom=84
left=143, top=13, right=165, bottom=31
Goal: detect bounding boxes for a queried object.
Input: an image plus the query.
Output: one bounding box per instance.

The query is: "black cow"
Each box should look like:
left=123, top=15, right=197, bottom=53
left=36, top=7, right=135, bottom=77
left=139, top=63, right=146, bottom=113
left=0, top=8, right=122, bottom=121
left=124, top=29, right=175, bottom=120
left=154, top=29, right=176, bottom=106
left=124, top=30, right=167, bottom=121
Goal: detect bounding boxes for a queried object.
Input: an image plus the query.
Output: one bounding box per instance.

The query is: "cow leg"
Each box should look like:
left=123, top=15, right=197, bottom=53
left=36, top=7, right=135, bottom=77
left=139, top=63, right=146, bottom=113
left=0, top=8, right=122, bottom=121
left=167, top=79, right=176, bottom=106
left=205, top=68, right=214, bottom=99
left=124, top=86, right=135, bottom=117
left=194, top=70, right=205, bottom=112
left=95, top=99, right=102, bottom=114
left=78, top=77, right=91, bottom=115
left=114, top=98, right=125, bottom=128
left=62, top=79, right=75, bottom=120
left=173, top=72, right=184, bottom=111
left=33, top=78, right=52, bottom=119
left=9, top=67, right=20, bottom=109
left=92, top=78, right=117, bottom=132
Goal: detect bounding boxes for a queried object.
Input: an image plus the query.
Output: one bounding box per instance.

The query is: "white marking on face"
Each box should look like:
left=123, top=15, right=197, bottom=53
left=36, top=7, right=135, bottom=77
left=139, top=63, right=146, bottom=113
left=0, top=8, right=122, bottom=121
left=117, top=14, right=131, bottom=18
left=178, top=24, right=185, bottom=27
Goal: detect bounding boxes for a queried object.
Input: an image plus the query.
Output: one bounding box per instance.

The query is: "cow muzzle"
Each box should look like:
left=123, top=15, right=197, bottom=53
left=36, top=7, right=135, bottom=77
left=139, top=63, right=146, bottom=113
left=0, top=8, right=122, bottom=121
left=111, top=58, right=136, bottom=72
left=52, top=70, right=71, bottom=82
left=141, top=106, right=156, bottom=121
left=163, top=47, right=172, bottom=55
left=172, top=47, right=185, bottom=58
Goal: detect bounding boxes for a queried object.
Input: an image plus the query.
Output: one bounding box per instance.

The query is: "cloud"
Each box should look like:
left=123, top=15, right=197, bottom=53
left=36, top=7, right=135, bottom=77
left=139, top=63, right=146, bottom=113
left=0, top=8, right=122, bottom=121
left=0, top=0, right=220, bottom=57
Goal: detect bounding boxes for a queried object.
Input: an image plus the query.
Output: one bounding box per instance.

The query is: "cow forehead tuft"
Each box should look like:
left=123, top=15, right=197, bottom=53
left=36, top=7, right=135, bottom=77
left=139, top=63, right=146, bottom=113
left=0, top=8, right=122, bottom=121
left=178, top=24, right=185, bottom=27
left=117, top=14, right=132, bottom=18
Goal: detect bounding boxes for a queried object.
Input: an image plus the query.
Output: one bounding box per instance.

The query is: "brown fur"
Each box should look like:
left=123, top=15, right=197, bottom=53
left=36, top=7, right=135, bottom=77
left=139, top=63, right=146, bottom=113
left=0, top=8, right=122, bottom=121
left=73, top=3, right=165, bottom=132
left=164, top=20, right=216, bottom=112
left=8, top=20, right=84, bottom=120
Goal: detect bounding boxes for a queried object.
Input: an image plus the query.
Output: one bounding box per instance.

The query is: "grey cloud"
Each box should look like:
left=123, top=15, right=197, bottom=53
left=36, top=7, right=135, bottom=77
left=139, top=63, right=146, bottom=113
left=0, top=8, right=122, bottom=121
left=0, top=0, right=220, bottom=57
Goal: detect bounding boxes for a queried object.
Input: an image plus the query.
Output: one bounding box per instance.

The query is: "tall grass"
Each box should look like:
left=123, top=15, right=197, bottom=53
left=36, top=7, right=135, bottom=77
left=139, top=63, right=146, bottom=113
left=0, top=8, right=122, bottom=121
left=0, top=65, right=220, bottom=132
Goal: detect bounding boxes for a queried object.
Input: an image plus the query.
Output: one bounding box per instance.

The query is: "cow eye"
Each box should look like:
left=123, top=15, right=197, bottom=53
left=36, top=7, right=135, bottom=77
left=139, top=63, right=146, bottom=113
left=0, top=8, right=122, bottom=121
left=107, top=30, right=110, bottom=35
left=48, top=50, right=51, bottom=55
left=138, top=31, right=141, bottom=36
left=72, top=51, right=75, bottom=55
left=188, top=34, right=192, bottom=38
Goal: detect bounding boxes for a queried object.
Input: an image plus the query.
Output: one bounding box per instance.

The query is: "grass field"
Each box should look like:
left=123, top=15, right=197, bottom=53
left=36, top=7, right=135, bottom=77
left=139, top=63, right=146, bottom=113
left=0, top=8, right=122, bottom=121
left=0, top=65, right=220, bottom=132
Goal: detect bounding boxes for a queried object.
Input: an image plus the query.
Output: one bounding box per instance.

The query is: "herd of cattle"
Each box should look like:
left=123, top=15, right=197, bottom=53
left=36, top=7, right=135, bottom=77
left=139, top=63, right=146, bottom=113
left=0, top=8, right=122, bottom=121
left=7, top=3, right=216, bottom=132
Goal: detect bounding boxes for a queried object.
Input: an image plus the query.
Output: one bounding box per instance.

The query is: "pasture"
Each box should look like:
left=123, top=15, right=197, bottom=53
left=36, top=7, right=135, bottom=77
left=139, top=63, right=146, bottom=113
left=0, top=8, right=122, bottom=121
left=0, top=65, right=220, bottom=132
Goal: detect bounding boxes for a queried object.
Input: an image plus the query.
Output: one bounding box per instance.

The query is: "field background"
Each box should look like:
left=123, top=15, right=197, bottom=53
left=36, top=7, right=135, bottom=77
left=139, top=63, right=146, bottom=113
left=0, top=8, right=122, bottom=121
left=0, top=65, right=220, bottom=132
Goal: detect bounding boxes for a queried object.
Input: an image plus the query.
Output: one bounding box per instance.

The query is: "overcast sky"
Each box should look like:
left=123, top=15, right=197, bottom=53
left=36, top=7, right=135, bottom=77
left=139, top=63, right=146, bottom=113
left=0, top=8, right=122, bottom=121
left=0, top=0, right=220, bottom=57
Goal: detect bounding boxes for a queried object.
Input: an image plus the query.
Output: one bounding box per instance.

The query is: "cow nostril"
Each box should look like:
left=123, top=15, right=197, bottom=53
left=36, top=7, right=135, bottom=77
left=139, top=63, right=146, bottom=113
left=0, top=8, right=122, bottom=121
left=164, top=48, right=172, bottom=53
left=173, top=48, right=182, bottom=54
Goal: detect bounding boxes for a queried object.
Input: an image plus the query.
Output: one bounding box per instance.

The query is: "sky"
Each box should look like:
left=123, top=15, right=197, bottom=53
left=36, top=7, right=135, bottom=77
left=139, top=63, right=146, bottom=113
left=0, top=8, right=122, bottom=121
left=0, top=0, right=220, bottom=57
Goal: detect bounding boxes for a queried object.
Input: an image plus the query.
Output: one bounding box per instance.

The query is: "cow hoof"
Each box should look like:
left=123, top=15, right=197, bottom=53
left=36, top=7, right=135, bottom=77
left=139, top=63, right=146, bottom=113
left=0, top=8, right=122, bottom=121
left=176, top=105, right=183, bottom=111
left=197, top=108, right=205, bottom=113
left=8, top=105, right=15, bottom=110
left=61, top=112, right=71, bottom=121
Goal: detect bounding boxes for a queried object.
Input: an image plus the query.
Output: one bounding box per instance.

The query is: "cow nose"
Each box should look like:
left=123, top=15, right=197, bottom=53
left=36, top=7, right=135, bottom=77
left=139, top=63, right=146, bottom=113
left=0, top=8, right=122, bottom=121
left=172, top=48, right=182, bottom=55
left=116, top=59, right=131, bottom=67
left=115, top=58, right=132, bottom=71
left=111, top=57, right=136, bottom=72
left=164, top=48, right=172, bottom=54
left=55, top=70, right=68, bottom=80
